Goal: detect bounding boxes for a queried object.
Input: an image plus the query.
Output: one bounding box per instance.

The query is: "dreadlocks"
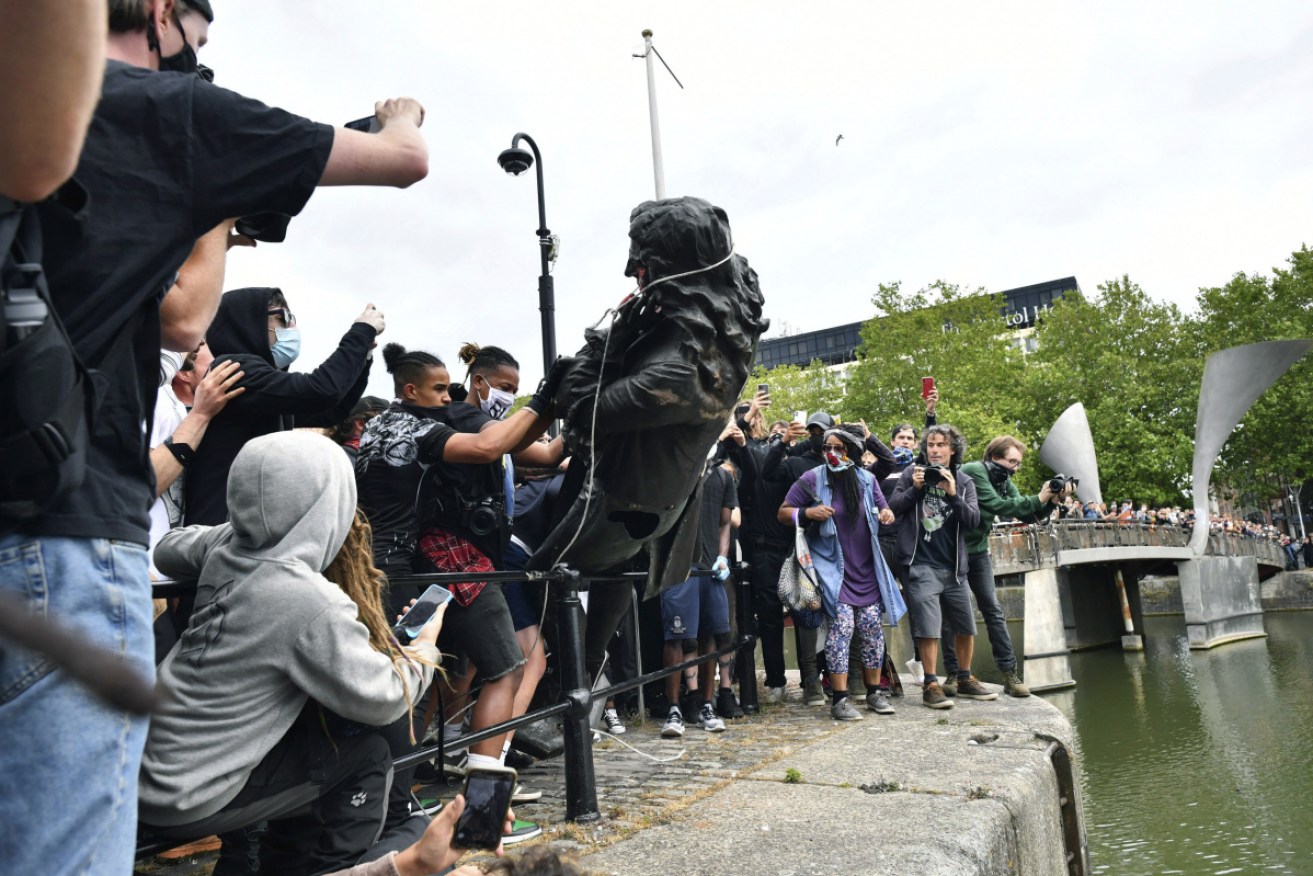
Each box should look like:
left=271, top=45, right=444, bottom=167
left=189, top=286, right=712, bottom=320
left=323, top=509, right=439, bottom=742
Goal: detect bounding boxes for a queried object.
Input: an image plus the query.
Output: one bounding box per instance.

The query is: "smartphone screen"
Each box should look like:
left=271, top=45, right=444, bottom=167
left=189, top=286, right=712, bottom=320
left=453, top=767, right=517, bottom=849
left=393, top=584, right=452, bottom=639
left=344, top=115, right=379, bottom=133
left=921, top=376, right=936, bottom=400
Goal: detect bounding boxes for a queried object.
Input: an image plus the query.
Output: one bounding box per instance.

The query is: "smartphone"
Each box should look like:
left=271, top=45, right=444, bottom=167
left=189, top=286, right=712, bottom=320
left=392, top=584, right=452, bottom=639
left=794, top=410, right=807, bottom=425
left=344, top=114, right=379, bottom=133
left=757, top=383, right=769, bottom=396
left=453, top=766, right=517, bottom=850
left=921, top=376, right=936, bottom=400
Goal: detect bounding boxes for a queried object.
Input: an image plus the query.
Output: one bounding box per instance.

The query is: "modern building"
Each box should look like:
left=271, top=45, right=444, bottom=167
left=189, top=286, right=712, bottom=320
left=755, top=276, right=1081, bottom=370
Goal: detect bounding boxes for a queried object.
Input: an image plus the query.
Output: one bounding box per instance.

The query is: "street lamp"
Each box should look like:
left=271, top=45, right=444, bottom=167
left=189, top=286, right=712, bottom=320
left=497, top=133, right=557, bottom=387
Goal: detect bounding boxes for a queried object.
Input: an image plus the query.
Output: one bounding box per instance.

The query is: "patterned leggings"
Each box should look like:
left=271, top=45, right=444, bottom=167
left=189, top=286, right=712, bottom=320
left=825, top=602, right=884, bottom=675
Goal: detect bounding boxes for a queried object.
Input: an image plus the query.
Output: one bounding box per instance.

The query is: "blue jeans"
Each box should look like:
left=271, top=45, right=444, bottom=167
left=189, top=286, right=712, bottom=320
left=0, top=535, right=155, bottom=874
left=942, top=551, right=1017, bottom=675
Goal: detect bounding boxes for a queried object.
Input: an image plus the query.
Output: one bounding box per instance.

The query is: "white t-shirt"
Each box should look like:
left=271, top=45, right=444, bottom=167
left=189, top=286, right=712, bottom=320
left=149, top=352, right=187, bottom=577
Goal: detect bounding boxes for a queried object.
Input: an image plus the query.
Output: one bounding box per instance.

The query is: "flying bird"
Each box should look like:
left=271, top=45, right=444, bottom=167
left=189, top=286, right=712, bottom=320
left=835, top=134, right=844, bottom=146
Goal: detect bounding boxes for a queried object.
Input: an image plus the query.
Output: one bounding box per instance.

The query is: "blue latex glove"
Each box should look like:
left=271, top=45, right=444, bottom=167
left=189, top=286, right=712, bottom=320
left=712, top=555, right=730, bottom=581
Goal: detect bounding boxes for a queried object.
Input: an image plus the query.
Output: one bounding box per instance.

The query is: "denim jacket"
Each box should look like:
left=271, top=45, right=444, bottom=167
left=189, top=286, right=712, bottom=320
left=802, top=465, right=907, bottom=626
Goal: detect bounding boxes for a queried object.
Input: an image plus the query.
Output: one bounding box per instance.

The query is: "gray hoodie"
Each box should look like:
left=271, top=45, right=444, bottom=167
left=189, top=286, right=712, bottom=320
left=140, top=431, right=437, bottom=828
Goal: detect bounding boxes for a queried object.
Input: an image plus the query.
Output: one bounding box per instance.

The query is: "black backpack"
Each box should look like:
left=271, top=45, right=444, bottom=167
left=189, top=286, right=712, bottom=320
left=0, top=196, right=90, bottom=528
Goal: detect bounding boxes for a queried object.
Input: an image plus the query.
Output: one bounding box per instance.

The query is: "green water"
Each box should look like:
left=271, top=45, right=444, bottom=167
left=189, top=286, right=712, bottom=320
left=1042, top=614, right=1313, bottom=875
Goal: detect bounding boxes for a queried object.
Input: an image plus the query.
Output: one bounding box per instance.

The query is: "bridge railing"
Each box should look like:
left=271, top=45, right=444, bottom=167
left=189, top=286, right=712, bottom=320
left=988, top=520, right=1286, bottom=573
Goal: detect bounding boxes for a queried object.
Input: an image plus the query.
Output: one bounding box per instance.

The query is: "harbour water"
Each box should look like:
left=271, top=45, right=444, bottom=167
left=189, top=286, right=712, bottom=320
left=1041, top=613, right=1313, bottom=875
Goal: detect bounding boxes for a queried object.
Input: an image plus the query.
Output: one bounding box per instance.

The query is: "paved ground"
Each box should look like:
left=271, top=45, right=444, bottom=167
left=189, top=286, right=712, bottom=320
left=134, top=674, right=1075, bottom=875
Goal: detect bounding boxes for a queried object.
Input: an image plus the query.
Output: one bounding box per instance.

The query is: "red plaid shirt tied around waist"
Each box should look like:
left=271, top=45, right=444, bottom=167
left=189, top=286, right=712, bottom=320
left=418, top=528, right=493, bottom=606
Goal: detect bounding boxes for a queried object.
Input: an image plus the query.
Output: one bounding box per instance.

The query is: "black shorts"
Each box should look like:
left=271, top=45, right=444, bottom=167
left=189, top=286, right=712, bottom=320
left=436, top=585, right=526, bottom=683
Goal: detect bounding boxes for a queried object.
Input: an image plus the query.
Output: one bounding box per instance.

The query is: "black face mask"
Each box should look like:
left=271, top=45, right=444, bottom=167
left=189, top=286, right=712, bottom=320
left=809, top=433, right=824, bottom=453
left=984, top=460, right=1013, bottom=491
left=148, top=15, right=200, bottom=76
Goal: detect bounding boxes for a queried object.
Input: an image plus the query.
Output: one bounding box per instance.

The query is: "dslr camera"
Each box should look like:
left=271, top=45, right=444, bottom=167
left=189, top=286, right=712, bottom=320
left=1048, top=473, right=1080, bottom=493
left=923, top=464, right=951, bottom=486
left=460, top=496, right=504, bottom=537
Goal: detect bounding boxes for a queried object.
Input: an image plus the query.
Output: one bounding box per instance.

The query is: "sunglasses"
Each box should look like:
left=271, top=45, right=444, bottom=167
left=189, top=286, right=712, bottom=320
left=267, top=307, right=296, bottom=327
left=823, top=443, right=848, bottom=454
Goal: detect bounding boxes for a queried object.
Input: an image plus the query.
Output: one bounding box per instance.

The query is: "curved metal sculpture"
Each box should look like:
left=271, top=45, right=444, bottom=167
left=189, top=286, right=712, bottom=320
left=1038, top=402, right=1104, bottom=508
left=1189, top=340, right=1312, bottom=554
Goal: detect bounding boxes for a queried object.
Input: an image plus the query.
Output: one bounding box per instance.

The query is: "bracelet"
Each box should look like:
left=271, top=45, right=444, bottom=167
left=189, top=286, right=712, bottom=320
left=163, top=437, right=196, bottom=467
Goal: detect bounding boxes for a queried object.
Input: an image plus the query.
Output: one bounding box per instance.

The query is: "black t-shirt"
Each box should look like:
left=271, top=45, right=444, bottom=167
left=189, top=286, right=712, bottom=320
left=29, top=61, right=333, bottom=544
left=355, top=402, right=456, bottom=572
left=917, top=484, right=957, bottom=570
left=416, top=403, right=508, bottom=563
left=696, top=466, right=738, bottom=568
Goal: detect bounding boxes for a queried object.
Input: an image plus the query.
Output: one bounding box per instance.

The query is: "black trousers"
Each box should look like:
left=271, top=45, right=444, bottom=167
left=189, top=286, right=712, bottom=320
left=148, top=711, right=393, bottom=876
left=747, top=539, right=791, bottom=689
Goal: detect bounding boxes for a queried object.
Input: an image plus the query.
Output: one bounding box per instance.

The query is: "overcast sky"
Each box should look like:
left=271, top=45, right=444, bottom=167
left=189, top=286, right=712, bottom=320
left=203, top=1, right=1313, bottom=394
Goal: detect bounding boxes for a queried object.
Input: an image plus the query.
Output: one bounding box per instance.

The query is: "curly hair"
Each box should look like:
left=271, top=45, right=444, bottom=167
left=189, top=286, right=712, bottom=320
left=322, top=509, right=440, bottom=742
left=483, top=846, right=584, bottom=876
left=920, top=423, right=967, bottom=467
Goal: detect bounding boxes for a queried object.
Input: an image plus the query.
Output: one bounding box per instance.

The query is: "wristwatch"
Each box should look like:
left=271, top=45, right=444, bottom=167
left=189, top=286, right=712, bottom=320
left=163, top=437, right=196, bottom=467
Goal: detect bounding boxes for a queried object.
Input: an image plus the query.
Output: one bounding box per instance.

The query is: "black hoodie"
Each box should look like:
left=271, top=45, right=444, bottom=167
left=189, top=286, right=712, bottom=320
left=184, top=287, right=374, bottom=525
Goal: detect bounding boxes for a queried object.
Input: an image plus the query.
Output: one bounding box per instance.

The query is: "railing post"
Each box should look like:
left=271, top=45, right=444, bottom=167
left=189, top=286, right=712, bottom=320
left=556, top=567, right=600, bottom=822
left=734, top=560, right=759, bottom=714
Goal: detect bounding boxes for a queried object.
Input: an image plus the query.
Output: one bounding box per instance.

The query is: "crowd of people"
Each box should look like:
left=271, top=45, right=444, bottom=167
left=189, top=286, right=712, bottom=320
left=1050, top=495, right=1304, bottom=548
left=6, top=4, right=1309, bottom=876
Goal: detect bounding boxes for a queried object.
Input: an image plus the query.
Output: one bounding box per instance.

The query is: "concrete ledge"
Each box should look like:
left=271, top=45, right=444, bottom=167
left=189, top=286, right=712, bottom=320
left=582, top=686, right=1084, bottom=876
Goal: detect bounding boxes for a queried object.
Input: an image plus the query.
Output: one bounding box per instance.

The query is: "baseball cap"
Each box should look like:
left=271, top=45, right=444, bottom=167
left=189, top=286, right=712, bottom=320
left=806, top=412, right=835, bottom=430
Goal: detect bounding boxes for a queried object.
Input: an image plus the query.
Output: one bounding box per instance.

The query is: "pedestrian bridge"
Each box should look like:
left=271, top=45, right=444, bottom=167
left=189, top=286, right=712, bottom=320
left=980, top=522, right=1284, bottom=692
left=988, top=521, right=1287, bottom=576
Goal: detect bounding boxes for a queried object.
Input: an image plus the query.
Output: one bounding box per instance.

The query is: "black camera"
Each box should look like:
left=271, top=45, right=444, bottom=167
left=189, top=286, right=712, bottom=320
left=1048, top=474, right=1080, bottom=493
left=923, top=464, right=951, bottom=485
left=462, top=497, right=503, bottom=537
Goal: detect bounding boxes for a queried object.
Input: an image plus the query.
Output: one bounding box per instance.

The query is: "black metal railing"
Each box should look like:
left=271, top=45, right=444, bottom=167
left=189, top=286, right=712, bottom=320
left=145, top=561, right=758, bottom=836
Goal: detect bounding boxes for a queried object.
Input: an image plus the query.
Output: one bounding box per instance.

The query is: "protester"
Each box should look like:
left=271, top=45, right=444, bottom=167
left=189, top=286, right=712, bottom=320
left=0, top=1, right=433, bottom=867
left=185, top=289, right=381, bottom=525
left=333, top=395, right=391, bottom=460
left=141, top=432, right=441, bottom=874
left=952, top=435, right=1068, bottom=698
left=888, top=425, right=988, bottom=709
left=779, top=425, right=904, bottom=720
left=660, top=450, right=738, bottom=737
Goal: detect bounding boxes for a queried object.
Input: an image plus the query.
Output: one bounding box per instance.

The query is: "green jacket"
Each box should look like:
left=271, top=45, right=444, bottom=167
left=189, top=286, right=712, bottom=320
left=961, top=460, right=1054, bottom=555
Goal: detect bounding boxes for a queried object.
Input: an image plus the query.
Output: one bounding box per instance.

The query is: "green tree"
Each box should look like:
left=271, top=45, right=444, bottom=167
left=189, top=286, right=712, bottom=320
left=740, top=360, right=847, bottom=425
left=1195, top=246, right=1313, bottom=502
left=1020, top=276, right=1201, bottom=505
left=844, top=280, right=1026, bottom=457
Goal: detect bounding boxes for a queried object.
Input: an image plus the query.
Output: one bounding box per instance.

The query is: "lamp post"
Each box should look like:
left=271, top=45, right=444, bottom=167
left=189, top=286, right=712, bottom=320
left=497, top=134, right=558, bottom=432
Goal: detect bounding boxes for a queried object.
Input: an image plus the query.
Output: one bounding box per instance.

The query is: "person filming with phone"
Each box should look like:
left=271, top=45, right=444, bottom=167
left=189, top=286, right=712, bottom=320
left=140, top=431, right=444, bottom=874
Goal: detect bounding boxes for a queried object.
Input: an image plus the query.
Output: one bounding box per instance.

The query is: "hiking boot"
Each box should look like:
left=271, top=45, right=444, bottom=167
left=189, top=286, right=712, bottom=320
left=698, top=702, right=726, bottom=732
left=661, top=707, right=685, bottom=738
left=956, top=675, right=999, bottom=701
left=923, top=681, right=954, bottom=710
left=866, top=690, right=895, bottom=715
left=1003, top=669, right=1031, bottom=697
left=830, top=696, right=863, bottom=721
left=511, top=784, right=541, bottom=804
left=602, top=708, right=627, bottom=735
left=716, top=688, right=745, bottom=719
left=940, top=674, right=959, bottom=697
left=803, top=680, right=826, bottom=706
left=501, top=820, right=543, bottom=845
left=763, top=685, right=786, bottom=705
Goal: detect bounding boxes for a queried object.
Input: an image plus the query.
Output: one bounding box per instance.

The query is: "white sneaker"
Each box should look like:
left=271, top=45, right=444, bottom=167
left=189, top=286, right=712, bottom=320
left=602, top=708, right=627, bottom=735
left=764, top=686, right=786, bottom=704
left=511, top=783, right=541, bottom=804
left=661, top=707, right=685, bottom=738
left=698, top=702, right=726, bottom=732
left=905, top=658, right=925, bottom=685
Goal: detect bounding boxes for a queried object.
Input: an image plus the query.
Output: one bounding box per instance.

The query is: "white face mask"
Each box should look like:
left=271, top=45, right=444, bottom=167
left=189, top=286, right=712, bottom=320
left=479, top=383, right=515, bottom=420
